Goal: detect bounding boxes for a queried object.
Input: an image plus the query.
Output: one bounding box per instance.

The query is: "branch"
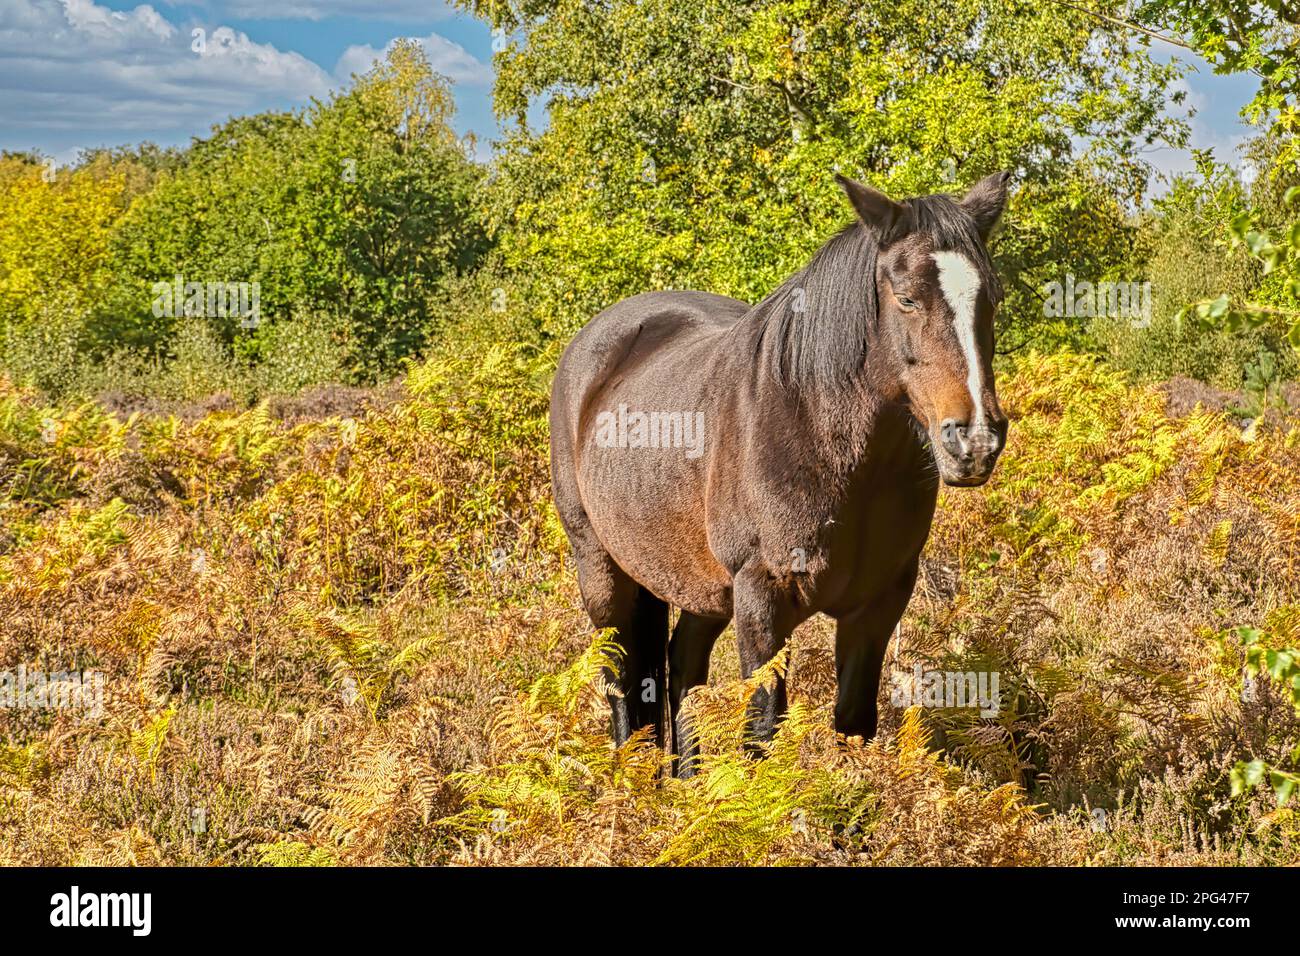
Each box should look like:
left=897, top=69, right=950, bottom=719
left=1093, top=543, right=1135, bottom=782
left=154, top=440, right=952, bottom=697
left=1015, top=272, right=1050, bottom=305
left=708, top=73, right=760, bottom=92
left=995, top=335, right=1033, bottom=356
left=1043, top=0, right=1195, bottom=53
left=769, top=79, right=815, bottom=129
left=1239, top=301, right=1300, bottom=319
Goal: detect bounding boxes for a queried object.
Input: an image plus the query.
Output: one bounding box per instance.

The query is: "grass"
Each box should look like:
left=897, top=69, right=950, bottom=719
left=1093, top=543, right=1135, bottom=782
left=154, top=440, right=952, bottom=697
left=0, top=346, right=1298, bottom=865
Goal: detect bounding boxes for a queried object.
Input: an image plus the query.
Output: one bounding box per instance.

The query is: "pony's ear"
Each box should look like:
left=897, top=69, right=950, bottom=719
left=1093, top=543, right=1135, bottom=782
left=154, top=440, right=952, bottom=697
left=836, top=174, right=904, bottom=233
left=961, top=171, right=1012, bottom=241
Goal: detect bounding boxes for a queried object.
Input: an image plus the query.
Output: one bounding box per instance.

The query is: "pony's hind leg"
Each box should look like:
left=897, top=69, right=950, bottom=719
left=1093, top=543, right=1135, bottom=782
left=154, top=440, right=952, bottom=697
left=668, top=611, right=729, bottom=777
left=570, top=541, right=668, bottom=747
left=626, top=587, right=669, bottom=747
left=552, top=430, right=666, bottom=746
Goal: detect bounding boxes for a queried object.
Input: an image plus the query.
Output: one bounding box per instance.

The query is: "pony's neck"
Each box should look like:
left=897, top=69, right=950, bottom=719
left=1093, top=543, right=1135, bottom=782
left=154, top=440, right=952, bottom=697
left=746, top=223, right=882, bottom=390
left=784, top=371, right=914, bottom=481
left=738, top=223, right=913, bottom=479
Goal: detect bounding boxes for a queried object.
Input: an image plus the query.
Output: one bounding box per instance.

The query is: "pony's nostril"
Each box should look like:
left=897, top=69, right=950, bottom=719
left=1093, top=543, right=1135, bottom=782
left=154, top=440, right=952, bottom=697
left=966, top=427, right=1002, bottom=467
left=939, top=418, right=969, bottom=460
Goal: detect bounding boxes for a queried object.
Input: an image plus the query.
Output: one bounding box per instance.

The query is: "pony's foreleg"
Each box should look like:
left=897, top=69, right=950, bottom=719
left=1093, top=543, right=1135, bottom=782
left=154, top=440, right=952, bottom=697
left=732, top=561, right=793, bottom=754
left=832, top=561, right=920, bottom=740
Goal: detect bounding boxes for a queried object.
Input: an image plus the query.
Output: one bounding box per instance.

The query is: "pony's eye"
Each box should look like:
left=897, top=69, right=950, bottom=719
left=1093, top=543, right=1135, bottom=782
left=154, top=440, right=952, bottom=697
left=896, top=295, right=918, bottom=311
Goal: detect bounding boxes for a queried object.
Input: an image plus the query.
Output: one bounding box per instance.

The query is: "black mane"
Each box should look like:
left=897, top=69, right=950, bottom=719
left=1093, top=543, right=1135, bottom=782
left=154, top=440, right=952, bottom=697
left=753, top=192, right=1003, bottom=388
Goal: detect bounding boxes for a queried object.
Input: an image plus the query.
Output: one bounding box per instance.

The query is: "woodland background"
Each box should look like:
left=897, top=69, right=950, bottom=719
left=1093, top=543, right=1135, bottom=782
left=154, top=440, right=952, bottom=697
left=1, top=1, right=1299, bottom=865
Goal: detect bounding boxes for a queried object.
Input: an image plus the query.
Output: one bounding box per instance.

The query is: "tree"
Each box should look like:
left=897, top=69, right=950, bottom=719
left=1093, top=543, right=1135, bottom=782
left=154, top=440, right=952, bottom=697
left=461, top=0, right=1186, bottom=346
left=1124, top=1, right=1300, bottom=350
left=295, top=40, right=489, bottom=372
left=0, top=156, right=128, bottom=326
left=101, top=40, right=488, bottom=377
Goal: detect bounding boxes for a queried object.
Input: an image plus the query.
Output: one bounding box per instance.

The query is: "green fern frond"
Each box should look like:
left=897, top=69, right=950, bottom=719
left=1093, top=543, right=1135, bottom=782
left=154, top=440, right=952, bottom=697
left=129, top=706, right=176, bottom=782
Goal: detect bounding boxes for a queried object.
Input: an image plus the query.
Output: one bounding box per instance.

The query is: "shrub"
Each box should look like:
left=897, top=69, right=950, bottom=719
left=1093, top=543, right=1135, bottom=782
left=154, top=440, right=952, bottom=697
left=1, top=347, right=1297, bottom=865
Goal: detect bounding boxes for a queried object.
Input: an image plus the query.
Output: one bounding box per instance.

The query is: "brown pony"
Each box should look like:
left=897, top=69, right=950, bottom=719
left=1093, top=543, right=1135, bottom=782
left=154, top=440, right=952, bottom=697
left=549, top=173, right=1011, bottom=774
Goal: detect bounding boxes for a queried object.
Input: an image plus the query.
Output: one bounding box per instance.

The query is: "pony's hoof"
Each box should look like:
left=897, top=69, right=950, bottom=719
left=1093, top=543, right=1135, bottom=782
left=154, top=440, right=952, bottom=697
left=831, top=820, right=864, bottom=851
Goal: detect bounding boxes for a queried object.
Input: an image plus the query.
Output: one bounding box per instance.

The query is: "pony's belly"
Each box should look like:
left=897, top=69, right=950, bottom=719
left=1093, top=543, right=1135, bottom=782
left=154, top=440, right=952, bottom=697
left=579, top=455, right=732, bottom=616
left=608, top=542, right=733, bottom=618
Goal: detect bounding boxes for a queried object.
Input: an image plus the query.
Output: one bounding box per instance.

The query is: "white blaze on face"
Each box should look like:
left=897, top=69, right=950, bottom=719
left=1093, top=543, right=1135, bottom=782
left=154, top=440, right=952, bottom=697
left=931, top=250, right=985, bottom=428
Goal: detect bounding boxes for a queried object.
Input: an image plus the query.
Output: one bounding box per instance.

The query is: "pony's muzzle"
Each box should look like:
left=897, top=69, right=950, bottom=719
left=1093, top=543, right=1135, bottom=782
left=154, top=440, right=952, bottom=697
left=937, top=418, right=1003, bottom=486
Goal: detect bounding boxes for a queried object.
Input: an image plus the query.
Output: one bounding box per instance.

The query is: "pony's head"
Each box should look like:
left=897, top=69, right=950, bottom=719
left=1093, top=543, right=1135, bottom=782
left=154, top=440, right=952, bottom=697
left=837, top=172, right=1011, bottom=486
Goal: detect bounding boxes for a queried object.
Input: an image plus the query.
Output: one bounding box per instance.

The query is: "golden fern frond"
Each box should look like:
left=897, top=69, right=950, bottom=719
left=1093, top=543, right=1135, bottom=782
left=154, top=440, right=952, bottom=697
left=387, top=633, right=442, bottom=676
left=305, top=741, right=433, bottom=861
left=0, top=741, right=48, bottom=794
left=99, top=597, right=163, bottom=663
left=1203, top=519, right=1232, bottom=568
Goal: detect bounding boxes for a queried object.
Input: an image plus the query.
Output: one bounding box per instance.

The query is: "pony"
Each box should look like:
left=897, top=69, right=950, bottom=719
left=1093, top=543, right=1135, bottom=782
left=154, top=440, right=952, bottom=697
left=549, top=172, right=1011, bottom=773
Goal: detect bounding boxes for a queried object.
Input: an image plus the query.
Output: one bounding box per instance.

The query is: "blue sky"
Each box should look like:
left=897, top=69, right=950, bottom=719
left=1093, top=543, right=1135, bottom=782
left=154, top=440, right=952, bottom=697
left=0, top=0, right=1266, bottom=184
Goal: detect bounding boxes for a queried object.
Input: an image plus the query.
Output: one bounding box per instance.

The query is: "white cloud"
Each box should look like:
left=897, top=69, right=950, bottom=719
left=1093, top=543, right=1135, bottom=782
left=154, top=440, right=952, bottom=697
left=1145, top=74, right=1256, bottom=189
left=335, top=33, right=491, bottom=87
left=216, top=0, right=457, bottom=21
left=0, top=0, right=332, bottom=137
left=62, top=0, right=174, bottom=40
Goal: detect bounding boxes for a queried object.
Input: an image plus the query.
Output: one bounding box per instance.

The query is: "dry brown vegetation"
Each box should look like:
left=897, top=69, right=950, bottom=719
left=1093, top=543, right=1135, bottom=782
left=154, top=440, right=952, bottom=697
left=1, top=347, right=1298, bottom=865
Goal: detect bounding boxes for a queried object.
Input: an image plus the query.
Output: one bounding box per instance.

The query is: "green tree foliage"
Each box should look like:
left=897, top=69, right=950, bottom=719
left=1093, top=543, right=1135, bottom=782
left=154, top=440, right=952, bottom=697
left=462, top=0, right=1186, bottom=345
left=0, top=154, right=142, bottom=394
left=1136, top=1, right=1300, bottom=165
left=102, top=40, right=488, bottom=378
left=0, top=156, right=129, bottom=324
left=1096, top=149, right=1300, bottom=387
left=1130, top=1, right=1300, bottom=353
left=73, top=143, right=184, bottom=205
